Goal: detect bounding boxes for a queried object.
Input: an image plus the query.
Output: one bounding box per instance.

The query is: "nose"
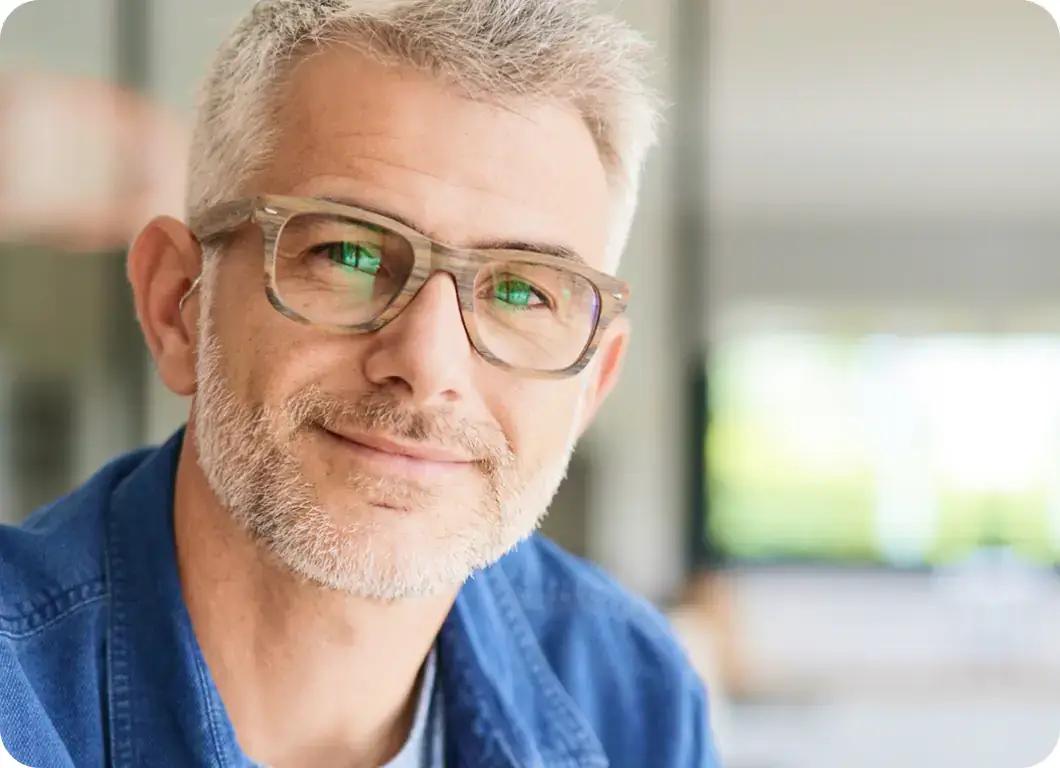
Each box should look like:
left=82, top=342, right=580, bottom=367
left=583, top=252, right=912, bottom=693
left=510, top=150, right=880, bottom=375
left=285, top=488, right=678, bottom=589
left=361, top=272, right=474, bottom=407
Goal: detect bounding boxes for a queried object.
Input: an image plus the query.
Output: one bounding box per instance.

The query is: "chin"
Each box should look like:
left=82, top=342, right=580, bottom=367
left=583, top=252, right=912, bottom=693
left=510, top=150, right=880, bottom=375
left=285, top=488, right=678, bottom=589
left=281, top=520, right=486, bottom=600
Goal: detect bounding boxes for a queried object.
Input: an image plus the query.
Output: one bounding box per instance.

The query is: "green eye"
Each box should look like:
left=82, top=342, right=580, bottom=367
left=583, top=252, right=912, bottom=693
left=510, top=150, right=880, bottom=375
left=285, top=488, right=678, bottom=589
left=327, top=242, right=382, bottom=275
left=493, top=278, right=545, bottom=309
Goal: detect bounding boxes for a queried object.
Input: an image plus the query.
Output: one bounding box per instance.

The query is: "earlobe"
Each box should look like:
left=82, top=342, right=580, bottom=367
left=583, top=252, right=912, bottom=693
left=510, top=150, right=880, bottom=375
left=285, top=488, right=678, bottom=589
left=127, top=216, right=203, bottom=397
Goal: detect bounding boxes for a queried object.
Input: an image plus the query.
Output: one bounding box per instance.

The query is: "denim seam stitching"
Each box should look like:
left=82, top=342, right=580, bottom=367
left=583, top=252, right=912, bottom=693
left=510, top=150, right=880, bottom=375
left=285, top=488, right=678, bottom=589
left=489, top=569, right=609, bottom=768
left=445, top=602, right=520, bottom=767
left=0, top=594, right=107, bottom=640
left=0, top=580, right=107, bottom=639
left=106, top=500, right=135, bottom=768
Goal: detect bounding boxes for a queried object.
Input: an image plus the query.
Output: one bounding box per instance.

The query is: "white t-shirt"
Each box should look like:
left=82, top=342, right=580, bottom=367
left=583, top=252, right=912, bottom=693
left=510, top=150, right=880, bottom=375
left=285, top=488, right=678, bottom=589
left=381, top=647, right=444, bottom=768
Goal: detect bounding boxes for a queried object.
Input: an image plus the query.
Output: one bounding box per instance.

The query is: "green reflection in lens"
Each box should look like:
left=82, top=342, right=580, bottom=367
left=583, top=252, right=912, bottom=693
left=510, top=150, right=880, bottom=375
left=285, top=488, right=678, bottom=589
left=493, top=278, right=540, bottom=309
left=328, top=242, right=382, bottom=275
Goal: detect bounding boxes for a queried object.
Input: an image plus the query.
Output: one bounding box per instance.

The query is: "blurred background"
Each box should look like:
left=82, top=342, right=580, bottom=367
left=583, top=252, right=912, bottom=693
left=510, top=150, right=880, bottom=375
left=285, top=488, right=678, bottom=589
left=3, top=0, right=1060, bottom=765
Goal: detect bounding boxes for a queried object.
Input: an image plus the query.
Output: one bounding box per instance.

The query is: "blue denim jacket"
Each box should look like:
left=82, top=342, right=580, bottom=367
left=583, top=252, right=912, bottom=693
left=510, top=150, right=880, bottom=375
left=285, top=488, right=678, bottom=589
left=0, top=430, right=717, bottom=767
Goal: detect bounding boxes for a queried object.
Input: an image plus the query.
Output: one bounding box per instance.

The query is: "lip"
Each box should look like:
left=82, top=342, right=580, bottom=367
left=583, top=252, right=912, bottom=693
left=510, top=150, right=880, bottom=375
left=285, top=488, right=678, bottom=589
left=317, top=426, right=476, bottom=481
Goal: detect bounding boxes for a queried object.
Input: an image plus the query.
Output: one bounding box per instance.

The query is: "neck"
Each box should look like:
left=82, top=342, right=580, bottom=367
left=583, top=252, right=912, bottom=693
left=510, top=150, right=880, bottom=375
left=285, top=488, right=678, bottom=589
left=173, top=426, right=457, bottom=768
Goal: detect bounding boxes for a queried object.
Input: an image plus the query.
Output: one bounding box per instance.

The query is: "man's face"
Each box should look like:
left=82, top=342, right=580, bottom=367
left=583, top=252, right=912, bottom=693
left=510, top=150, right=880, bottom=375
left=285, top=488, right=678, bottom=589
left=191, top=46, right=618, bottom=599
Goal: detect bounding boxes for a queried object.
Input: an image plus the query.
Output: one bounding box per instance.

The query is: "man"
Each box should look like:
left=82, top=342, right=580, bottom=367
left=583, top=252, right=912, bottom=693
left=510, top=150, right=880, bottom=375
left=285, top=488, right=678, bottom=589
left=0, top=1, right=717, bottom=766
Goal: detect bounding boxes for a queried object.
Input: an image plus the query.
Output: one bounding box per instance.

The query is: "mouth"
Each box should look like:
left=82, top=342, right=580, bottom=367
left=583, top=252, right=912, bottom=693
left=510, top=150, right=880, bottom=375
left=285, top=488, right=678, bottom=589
left=315, top=425, right=477, bottom=482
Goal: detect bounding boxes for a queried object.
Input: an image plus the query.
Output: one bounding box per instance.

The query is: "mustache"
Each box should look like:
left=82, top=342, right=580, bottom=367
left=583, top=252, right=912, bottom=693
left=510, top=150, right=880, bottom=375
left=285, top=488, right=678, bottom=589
left=278, top=386, right=514, bottom=471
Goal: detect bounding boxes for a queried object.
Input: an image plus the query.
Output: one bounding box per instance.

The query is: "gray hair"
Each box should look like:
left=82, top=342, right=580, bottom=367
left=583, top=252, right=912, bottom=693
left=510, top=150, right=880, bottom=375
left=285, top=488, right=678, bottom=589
left=186, top=0, right=662, bottom=267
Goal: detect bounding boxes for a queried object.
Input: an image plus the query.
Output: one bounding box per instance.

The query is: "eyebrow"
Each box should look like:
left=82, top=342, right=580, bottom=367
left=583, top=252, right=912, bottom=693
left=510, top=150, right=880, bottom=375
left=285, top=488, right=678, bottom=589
left=317, top=194, right=585, bottom=264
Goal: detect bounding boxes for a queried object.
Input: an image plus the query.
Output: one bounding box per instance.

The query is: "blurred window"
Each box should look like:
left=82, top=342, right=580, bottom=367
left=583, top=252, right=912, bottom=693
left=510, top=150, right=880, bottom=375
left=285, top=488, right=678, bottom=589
left=709, top=330, right=1060, bottom=566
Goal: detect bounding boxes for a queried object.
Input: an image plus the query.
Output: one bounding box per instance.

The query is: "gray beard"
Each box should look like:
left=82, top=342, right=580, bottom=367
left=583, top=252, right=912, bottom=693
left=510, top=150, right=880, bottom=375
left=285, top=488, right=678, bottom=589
left=189, top=284, right=580, bottom=600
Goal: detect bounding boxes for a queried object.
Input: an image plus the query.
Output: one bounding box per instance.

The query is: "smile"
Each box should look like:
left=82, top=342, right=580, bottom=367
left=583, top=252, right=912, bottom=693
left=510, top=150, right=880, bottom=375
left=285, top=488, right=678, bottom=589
left=316, top=426, right=477, bottom=482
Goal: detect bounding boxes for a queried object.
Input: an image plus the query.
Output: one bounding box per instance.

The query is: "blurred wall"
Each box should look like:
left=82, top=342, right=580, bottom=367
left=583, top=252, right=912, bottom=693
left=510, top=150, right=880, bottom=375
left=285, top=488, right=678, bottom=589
left=706, top=2, right=1060, bottom=765
left=0, top=0, right=143, bottom=514
left=0, top=0, right=114, bottom=78
left=708, top=0, right=1060, bottom=317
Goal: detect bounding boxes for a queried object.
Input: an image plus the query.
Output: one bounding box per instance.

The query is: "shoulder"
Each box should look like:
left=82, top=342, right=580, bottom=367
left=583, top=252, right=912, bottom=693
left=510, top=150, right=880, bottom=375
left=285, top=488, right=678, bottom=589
left=0, top=449, right=147, bottom=640
left=495, top=536, right=717, bottom=766
left=0, top=451, right=152, bottom=767
left=497, top=535, right=692, bottom=666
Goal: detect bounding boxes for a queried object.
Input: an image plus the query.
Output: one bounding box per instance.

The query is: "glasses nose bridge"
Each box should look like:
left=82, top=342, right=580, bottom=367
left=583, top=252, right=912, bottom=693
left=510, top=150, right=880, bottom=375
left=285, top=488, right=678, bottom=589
left=418, top=242, right=482, bottom=311
left=397, top=242, right=473, bottom=326
left=389, top=259, right=480, bottom=369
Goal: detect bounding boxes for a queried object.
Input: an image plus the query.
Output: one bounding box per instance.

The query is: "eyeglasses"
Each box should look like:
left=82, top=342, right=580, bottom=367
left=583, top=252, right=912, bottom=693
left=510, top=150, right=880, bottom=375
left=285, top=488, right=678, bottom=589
left=185, top=195, right=629, bottom=378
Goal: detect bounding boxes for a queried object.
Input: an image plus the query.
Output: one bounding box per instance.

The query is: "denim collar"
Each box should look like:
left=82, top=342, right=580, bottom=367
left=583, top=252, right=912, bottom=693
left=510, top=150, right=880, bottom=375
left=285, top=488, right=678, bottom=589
left=104, top=429, right=244, bottom=768
left=438, top=567, right=609, bottom=768
left=104, top=429, right=608, bottom=768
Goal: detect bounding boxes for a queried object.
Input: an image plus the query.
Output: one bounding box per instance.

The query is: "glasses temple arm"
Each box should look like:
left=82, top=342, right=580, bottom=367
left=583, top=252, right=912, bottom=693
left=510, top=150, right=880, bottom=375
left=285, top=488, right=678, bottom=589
left=178, top=275, right=203, bottom=313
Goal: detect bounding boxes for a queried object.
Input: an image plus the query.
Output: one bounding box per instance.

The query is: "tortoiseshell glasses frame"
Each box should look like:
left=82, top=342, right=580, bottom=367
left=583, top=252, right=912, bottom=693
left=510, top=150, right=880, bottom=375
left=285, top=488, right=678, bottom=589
left=182, top=194, right=630, bottom=379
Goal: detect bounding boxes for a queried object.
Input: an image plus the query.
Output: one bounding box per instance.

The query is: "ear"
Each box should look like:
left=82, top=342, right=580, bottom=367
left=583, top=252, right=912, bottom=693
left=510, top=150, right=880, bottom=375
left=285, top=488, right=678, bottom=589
left=127, top=216, right=203, bottom=397
left=574, top=316, right=630, bottom=438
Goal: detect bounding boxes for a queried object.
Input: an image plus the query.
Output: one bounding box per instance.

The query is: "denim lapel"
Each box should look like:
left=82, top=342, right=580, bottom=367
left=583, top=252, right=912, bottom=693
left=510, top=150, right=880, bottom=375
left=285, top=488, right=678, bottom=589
left=438, top=559, right=609, bottom=768
left=104, top=428, right=245, bottom=768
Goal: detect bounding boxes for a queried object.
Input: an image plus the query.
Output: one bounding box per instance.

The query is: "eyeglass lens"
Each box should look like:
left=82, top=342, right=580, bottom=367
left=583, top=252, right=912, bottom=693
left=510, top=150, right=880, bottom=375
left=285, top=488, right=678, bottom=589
left=273, top=212, right=601, bottom=372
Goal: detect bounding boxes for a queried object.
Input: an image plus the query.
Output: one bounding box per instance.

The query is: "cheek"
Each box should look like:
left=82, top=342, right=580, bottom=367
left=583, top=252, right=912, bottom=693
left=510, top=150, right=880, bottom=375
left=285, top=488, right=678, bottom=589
left=491, top=378, right=587, bottom=463
left=206, top=253, right=378, bottom=410
left=259, top=336, right=376, bottom=409
left=212, top=295, right=364, bottom=409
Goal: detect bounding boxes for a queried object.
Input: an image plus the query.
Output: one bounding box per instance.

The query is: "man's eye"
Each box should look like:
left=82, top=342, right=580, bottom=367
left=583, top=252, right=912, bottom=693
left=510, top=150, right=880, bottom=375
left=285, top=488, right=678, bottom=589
left=491, top=278, right=549, bottom=310
left=321, top=242, right=383, bottom=275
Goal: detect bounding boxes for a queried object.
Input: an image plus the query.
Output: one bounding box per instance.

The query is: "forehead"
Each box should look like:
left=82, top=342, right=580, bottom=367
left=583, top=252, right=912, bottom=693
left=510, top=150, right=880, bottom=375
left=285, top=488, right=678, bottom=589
left=253, top=45, right=612, bottom=268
